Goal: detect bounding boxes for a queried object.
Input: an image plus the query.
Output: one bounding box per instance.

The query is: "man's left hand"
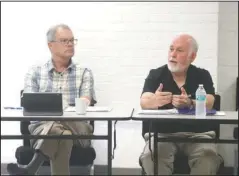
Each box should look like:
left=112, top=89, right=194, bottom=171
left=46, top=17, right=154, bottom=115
left=172, top=87, right=191, bottom=108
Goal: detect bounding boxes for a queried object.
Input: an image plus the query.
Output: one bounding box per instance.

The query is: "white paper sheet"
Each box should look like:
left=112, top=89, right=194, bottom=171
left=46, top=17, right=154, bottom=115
left=64, top=106, right=113, bottom=112
left=214, top=111, right=226, bottom=116
left=137, top=109, right=178, bottom=115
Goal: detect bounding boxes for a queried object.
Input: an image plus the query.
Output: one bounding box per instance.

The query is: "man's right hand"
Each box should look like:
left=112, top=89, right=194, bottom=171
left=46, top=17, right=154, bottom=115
left=154, top=83, right=172, bottom=107
left=140, top=83, right=172, bottom=109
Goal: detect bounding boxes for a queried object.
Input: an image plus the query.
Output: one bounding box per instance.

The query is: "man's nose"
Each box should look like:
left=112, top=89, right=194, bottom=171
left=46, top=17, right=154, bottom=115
left=170, top=50, right=177, bottom=57
left=67, top=43, right=74, bottom=48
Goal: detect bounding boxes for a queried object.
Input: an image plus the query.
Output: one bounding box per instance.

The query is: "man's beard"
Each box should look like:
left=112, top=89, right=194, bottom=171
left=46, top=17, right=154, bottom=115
left=167, top=63, right=184, bottom=73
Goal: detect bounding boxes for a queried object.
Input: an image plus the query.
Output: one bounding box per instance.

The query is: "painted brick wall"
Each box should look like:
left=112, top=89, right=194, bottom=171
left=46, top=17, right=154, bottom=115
left=1, top=2, right=219, bottom=107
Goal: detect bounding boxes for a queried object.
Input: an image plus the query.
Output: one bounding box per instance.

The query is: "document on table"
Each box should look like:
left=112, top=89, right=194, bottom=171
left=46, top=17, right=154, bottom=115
left=214, top=111, right=226, bottom=116
left=137, top=108, right=226, bottom=116
left=65, top=106, right=113, bottom=112
left=137, top=108, right=178, bottom=115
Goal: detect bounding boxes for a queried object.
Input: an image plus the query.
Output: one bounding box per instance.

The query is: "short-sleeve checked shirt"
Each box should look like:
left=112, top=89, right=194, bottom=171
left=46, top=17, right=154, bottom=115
left=24, top=59, right=97, bottom=108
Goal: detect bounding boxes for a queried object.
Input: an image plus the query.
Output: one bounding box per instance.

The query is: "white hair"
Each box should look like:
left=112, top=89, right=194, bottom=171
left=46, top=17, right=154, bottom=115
left=46, top=24, right=71, bottom=42
left=188, top=36, right=199, bottom=54
left=173, top=33, right=199, bottom=55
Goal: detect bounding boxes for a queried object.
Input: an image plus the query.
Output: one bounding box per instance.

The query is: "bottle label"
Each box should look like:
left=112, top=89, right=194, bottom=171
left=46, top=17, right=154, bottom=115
left=196, top=95, right=206, bottom=101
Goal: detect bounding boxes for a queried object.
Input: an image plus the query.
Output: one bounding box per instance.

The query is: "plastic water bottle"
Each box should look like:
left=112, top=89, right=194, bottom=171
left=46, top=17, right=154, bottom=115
left=195, top=84, right=206, bottom=118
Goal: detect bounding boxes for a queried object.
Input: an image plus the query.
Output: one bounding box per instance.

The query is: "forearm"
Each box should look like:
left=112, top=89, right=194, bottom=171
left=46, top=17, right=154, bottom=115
left=191, top=94, right=215, bottom=110
left=140, top=93, right=159, bottom=110
left=205, top=94, right=215, bottom=109
left=80, top=68, right=97, bottom=105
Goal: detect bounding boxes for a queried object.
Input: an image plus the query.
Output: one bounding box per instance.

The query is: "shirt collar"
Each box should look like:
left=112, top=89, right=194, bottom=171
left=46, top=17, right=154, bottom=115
left=47, top=58, right=76, bottom=73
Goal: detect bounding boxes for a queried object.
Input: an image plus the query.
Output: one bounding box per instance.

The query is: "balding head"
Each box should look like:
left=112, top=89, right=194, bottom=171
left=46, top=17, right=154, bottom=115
left=172, top=34, right=199, bottom=54
left=47, top=24, right=72, bottom=42
left=167, top=34, right=198, bottom=73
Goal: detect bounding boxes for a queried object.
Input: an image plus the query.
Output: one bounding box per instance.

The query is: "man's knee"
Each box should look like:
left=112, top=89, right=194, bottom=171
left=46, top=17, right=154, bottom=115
left=187, top=139, right=218, bottom=159
left=141, top=142, right=175, bottom=158
left=195, top=153, right=222, bottom=165
left=48, top=123, right=65, bottom=135
left=189, top=144, right=221, bottom=162
left=62, top=130, right=72, bottom=135
left=140, top=142, right=175, bottom=166
left=157, top=142, right=176, bottom=159
left=190, top=154, right=223, bottom=175
left=60, top=130, right=73, bottom=147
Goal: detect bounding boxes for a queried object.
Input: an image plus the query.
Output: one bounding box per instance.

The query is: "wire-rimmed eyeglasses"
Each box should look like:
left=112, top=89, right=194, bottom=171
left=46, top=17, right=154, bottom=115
left=52, top=39, right=78, bottom=46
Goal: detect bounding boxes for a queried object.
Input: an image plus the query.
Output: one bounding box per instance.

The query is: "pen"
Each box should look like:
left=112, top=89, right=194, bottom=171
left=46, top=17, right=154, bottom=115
left=4, top=107, right=23, bottom=110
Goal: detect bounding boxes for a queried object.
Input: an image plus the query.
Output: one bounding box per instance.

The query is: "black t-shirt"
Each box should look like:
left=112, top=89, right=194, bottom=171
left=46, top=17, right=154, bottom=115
left=141, top=64, right=217, bottom=135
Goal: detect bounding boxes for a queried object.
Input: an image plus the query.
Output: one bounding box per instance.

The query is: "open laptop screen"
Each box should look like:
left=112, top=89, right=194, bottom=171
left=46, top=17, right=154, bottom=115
left=22, top=92, right=63, bottom=116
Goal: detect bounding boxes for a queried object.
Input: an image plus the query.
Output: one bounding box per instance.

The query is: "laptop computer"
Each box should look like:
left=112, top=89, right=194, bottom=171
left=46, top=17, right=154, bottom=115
left=22, top=92, right=63, bottom=116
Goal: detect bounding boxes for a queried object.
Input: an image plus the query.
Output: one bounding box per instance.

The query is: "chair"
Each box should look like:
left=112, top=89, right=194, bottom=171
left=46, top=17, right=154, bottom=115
left=14, top=90, right=96, bottom=175
left=140, top=94, right=224, bottom=175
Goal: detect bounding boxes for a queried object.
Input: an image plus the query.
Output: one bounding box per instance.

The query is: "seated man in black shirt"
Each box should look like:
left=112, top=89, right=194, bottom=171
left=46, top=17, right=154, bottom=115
left=139, top=34, right=223, bottom=175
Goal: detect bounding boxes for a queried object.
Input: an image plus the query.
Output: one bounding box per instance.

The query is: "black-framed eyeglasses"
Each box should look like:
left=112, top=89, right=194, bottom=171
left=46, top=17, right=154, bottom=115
left=52, top=39, right=78, bottom=46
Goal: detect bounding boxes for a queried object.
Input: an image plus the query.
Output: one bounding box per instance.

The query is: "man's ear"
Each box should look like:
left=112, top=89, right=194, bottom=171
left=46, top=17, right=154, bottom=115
left=48, top=42, right=52, bottom=48
left=48, top=42, right=53, bottom=52
left=190, top=52, right=197, bottom=62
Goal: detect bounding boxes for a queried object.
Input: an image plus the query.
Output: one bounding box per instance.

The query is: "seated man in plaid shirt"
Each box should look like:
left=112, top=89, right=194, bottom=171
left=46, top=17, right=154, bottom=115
left=7, top=24, right=97, bottom=175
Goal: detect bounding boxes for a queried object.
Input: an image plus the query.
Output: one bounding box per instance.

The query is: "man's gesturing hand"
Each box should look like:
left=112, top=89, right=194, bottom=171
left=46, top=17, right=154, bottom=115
left=172, top=87, right=191, bottom=108
left=155, top=83, right=172, bottom=107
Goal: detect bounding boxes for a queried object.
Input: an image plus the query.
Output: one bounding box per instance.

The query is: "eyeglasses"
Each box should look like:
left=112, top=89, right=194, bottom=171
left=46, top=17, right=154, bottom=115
left=52, top=39, right=78, bottom=46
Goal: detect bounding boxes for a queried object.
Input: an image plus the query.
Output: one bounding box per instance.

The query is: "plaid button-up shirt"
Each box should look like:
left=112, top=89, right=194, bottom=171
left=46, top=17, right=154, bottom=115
left=24, top=59, right=97, bottom=107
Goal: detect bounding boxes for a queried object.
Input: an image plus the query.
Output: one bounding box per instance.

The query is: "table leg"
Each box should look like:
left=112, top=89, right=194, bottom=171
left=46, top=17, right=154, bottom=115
left=234, top=148, right=238, bottom=175
left=107, top=120, right=112, bottom=175
left=154, top=131, right=158, bottom=175
left=148, top=121, right=153, bottom=160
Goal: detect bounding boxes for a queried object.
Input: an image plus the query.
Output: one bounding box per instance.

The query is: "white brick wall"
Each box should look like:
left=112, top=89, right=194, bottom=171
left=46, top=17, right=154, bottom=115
left=1, top=2, right=219, bottom=107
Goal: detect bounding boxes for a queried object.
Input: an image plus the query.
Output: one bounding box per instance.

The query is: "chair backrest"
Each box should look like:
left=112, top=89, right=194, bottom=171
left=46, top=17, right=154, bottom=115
left=20, top=90, right=24, bottom=106
left=142, top=94, right=221, bottom=138
left=20, top=90, right=96, bottom=146
left=212, top=94, right=220, bottom=138
left=213, top=94, right=221, bottom=111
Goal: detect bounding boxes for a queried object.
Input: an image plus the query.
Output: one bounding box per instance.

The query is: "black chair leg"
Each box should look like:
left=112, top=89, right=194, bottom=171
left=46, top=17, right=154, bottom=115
left=141, top=168, right=146, bottom=175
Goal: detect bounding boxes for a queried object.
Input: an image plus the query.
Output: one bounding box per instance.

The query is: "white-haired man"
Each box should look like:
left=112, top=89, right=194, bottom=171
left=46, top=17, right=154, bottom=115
left=139, top=34, right=223, bottom=175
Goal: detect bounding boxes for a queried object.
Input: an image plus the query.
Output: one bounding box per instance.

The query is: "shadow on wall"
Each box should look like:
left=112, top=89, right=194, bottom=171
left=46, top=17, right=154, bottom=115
left=221, top=79, right=238, bottom=111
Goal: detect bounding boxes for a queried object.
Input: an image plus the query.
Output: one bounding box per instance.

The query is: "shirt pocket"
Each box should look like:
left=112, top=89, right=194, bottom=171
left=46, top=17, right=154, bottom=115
left=39, top=76, right=52, bottom=92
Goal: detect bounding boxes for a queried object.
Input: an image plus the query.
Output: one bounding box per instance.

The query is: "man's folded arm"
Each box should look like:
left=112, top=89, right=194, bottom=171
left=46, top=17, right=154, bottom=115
left=79, top=68, right=97, bottom=105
